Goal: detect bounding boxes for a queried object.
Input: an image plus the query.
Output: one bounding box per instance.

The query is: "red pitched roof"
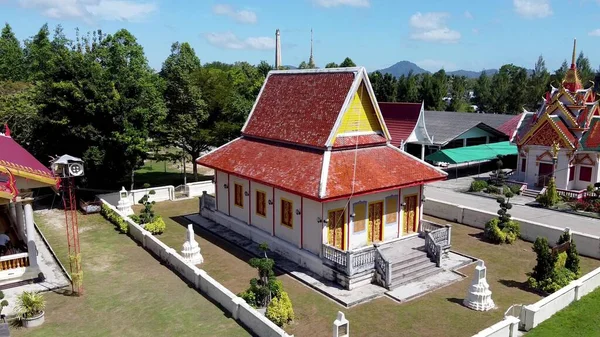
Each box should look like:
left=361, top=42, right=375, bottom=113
left=197, top=138, right=446, bottom=200
left=198, top=138, right=324, bottom=199
left=325, top=146, right=445, bottom=199
left=553, top=117, right=577, bottom=146
left=497, top=113, right=524, bottom=139
left=0, top=134, right=57, bottom=185
left=332, top=134, right=387, bottom=148
left=581, top=118, right=600, bottom=150
left=379, top=102, right=421, bottom=146
left=242, top=71, right=356, bottom=148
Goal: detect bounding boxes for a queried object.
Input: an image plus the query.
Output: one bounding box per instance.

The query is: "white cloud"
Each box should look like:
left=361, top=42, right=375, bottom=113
left=313, top=0, right=369, bottom=8
left=409, top=12, right=461, bottom=43
left=588, top=29, right=600, bottom=36
left=18, top=0, right=156, bottom=22
left=416, top=59, right=458, bottom=72
left=513, top=0, right=552, bottom=18
left=464, top=11, right=473, bottom=19
left=204, top=32, right=275, bottom=50
left=212, top=4, right=257, bottom=24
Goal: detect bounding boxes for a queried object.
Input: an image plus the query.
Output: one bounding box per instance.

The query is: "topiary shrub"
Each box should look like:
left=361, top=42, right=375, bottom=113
left=265, top=291, right=294, bottom=327
left=144, top=216, right=166, bottom=235
left=484, top=191, right=520, bottom=244
left=101, top=204, right=128, bottom=233
left=537, top=177, right=559, bottom=207
left=527, top=233, right=580, bottom=294
left=129, top=214, right=140, bottom=223
left=470, top=180, right=488, bottom=192
left=486, top=185, right=500, bottom=194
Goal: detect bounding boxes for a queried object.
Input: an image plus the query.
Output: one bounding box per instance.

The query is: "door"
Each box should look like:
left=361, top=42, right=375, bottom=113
left=403, top=195, right=418, bottom=235
left=537, top=163, right=553, bottom=187
left=327, top=209, right=346, bottom=250
left=368, top=202, right=383, bottom=244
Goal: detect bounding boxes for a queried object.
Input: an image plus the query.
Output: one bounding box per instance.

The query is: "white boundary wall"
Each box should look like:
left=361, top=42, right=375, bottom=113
left=423, top=198, right=600, bottom=259
left=99, top=199, right=293, bottom=337
left=99, top=182, right=215, bottom=207
left=472, top=316, right=519, bottom=337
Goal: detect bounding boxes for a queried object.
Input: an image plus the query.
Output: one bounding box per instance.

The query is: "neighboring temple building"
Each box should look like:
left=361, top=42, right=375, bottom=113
left=0, top=125, right=59, bottom=286
left=197, top=67, right=451, bottom=290
left=513, top=40, right=600, bottom=190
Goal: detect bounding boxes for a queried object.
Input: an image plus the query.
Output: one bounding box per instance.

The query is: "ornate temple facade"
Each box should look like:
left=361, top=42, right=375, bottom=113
left=197, top=67, right=450, bottom=289
left=513, top=41, right=600, bottom=191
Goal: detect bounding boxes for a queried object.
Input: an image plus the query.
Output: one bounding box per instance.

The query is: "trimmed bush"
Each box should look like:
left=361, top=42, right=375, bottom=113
left=469, top=180, right=488, bottom=192
left=528, top=234, right=581, bottom=294
left=265, top=291, right=294, bottom=327
left=101, top=204, right=128, bottom=233
left=537, top=177, right=559, bottom=207
left=484, top=191, right=520, bottom=244
left=486, top=185, right=500, bottom=194
left=144, top=217, right=166, bottom=235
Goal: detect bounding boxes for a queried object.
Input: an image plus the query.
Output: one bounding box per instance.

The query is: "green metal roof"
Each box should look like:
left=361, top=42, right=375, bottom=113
left=425, top=141, right=517, bottom=164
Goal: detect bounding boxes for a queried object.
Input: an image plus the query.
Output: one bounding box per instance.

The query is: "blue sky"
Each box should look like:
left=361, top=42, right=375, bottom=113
left=2, top=0, right=600, bottom=73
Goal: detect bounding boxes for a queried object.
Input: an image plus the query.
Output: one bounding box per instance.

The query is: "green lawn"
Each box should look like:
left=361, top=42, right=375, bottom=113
left=139, top=200, right=600, bottom=337
left=526, top=287, right=600, bottom=337
left=133, top=160, right=212, bottom=189
left=12, top=208, right=249, bottom=337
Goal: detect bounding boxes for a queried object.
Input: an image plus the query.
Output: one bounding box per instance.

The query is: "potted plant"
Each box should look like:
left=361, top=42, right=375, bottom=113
left=16, top=291, right=45, bottom=328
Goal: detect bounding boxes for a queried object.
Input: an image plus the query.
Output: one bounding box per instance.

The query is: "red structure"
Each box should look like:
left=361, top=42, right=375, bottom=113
left=60, top=177, right=82, bottom=294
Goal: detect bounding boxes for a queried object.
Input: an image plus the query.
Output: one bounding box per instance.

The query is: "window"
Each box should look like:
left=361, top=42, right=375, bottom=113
left=281, top=199, right=293, bottom=228
left=580, top=166, right=593, bottom=182
left=256, top=190, right=267, bottom=217
left=385, top=196, right=398, bottom=224
left=521, top=158, right=526, bottom=173
left=234, top=183, right=244, bottom=208
left=569, top=166, right=575, bottom=181
left=353, top=203, right=366, bottom=233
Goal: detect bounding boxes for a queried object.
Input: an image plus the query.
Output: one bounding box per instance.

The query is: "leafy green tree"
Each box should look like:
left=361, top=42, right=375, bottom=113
left=325, top=62, right=338, bottom=68
left=339, top=57, right=356, bottom=67
left=473, top=72, right=492, bottom=112
left=447, top=75, right=469, bottom=112
left=160, top=42, right=207, bottom=180
left=527, top=55, right=550, bottom=111
left=576, top=51, right=594, bottom=85
left=257, top=60, right=272, bottom=77
left=369, top=71, right=396, bottom=102
left=396, top=72, right=420, bottom=103
left=23, top=24, right=53, bottom=81
left=552, top=60, right=569, bottom=85
left=0, top=24, right=25, bottom=81
left=298, top=61, right=308, bottom=69
left=0, top=82, right=37, bottom=145
left=420, top=70, right=447, bottom=110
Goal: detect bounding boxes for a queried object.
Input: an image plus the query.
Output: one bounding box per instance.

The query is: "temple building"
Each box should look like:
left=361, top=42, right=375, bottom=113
left=0, top=125, right=59, bottom=286
left=513, top=40, right=600, bottom=190
left=197, top=67, right=451, bottom=290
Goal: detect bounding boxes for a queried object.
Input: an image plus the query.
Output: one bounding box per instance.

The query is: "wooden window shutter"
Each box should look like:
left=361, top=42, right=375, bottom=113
left=353, top=203, right=366, bottom=233
left=385, top=196, right=398, bottom=224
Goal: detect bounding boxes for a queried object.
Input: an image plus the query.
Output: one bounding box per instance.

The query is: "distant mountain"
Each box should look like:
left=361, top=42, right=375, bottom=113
left=375, top=61, right=526, bottom=79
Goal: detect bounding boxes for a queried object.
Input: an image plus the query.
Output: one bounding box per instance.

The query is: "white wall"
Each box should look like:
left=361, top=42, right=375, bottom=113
left=472, top=316, right=519, bottom=337
left=229, top=176, right=250, bottom=224
left=216, top=171, right=229, bottom=213
left=302, top=198, right=322, bottom=255
left=186, top=181, right=215, bottom=197
left=273, top=189, right=302, bottom=248
left=98, top=185, right=175, bottom=207
left=249, top=182, right=274, bottom=235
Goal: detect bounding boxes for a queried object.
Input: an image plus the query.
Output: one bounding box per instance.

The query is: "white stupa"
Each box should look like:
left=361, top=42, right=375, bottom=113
left=464, top=260, right=495, bottom=311
left=116, top=187, right=134, bottom=216
left=181, top=224, right=203, bottom=265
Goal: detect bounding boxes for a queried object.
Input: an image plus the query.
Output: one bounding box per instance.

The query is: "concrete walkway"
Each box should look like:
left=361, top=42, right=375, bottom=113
left=424, top=185, right=600, bottom=237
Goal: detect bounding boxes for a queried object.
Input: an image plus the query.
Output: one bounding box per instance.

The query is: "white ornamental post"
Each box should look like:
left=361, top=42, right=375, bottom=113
left=116, top=187, right=134, bottom=216
left=464, top=260, right=495, bottom=311
left=181, top=224, right=203, bottom=265
left=333, top=311, right=349, bottom=337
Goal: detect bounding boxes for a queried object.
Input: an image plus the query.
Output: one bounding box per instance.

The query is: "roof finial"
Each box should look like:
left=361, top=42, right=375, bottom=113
left=571, top=38, right=577, bottom=69
left=308, top=28, right=314, bottom=67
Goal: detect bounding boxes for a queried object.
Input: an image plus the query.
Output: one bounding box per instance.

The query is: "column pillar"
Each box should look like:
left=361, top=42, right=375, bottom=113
left=421, top=144, right=425, bottom=161
left=15, top=202, right=25, bottom=242
left=23, top=199, right=38, bottom=267
left=462, top=138, right=467, bottom=147
left=8, top=202, right=17, bottom=229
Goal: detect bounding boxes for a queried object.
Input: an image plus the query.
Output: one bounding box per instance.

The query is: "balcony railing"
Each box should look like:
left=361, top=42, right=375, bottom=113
left=424, top=226, right=451, bottom=266
left=0, top=253, right=30, bottom=271
left=322, top=244, right=376, bottom=277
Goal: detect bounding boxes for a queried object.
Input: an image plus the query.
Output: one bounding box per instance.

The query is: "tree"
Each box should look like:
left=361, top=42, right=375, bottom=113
left=369, top=71, right=396, bottom=102
left=552, top=60, right=569, bottom=85
left=257, top=60, right=272, bottom=78
left=576, top=51, right=594, bottom=85
left=396, top=72, right=420, bottom=103
left=420, top=70, right=447, bottom=110
left=0, top=23, right=25, bottom=81
left=298, top=61, right=308, bottom=69
left=447, top=75, right=469, bottom=112
left=473, top=72, right=492, bottom=112
left=527, top=55, right=550, bottom=111
left=23, top=24, right=53, bottom=81
left=325, top=62, right=338, bottom=68
left=160, top=42, right=207, bottom=180
left=339, top=57, right=356, bottom=67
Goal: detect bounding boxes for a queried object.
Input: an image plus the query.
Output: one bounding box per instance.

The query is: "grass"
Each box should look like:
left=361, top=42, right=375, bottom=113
left=135, top=200, right=600, bottom=337
left=12, top=207, right=250, bottom=337
left=526, top=287, right=600, bottom=337
left=133, top=160, right=212, bottom=189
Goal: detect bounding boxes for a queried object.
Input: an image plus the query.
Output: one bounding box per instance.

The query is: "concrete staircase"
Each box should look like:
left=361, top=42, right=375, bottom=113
left=521, top=188, right=541, bottom=199
left=378, top=238, right=443, bottom=290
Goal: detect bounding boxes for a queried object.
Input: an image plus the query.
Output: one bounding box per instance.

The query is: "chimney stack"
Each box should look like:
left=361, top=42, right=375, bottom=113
left=275, top=29, right=281, bottom=70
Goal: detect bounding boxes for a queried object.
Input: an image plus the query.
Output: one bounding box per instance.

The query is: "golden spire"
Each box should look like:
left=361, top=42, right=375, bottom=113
left=571, top=38, right=577, bottom=69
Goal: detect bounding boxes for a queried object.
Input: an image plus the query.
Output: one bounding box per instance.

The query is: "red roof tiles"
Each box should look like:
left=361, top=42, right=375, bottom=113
left=379, top=102, right=421, bottom=146
left=332, top=134, right=387, bottom=148
left=197, top=138, right=324, bottom=199
left=553, top=117, right=577, bottom=146
left=582, top=119, right=600, bottom=150
left=0, top=134, right=56, bottom=184
left=242, top=72, right=356, bottom=148
left=325, top=146, right=445, bottom=199
left=497, top=113, right=524, bottom=139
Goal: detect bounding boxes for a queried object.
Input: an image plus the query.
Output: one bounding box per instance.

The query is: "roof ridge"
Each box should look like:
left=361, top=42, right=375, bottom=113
left=268, top=67, right=363, bottom=76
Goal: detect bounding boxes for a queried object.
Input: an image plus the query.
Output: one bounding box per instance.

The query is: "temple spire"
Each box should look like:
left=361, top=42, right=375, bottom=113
left=308, top=28, right=315, bottom=68
left=571, top=38, right=577, bottom=69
